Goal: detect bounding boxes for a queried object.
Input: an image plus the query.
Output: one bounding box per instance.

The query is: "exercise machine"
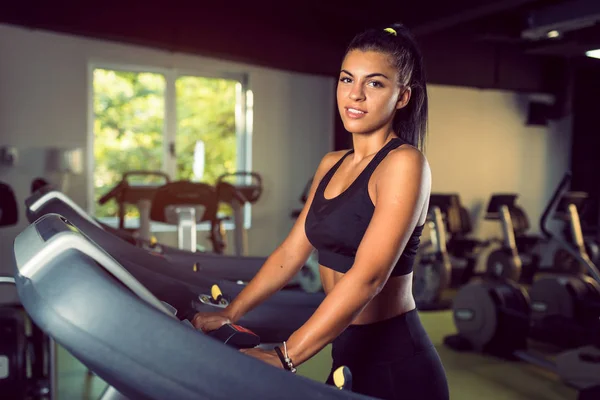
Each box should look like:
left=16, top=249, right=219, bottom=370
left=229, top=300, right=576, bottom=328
left=148, top=180, right=225, bottom=253
left=27, top=186, right=274, bottom=287
left=413, top=194, right=487, bottom=310
left=26, top=194, right=326, bottom=343
left=444, top=173, right=600, bottom=399
left=528, top=190, right=600, bottom=349
left=483, top=194, right=546, bottom=283
left=0, top=182, right=55, bottom=399
left=98, top=170, right=170, bottom=243
left=215, top=171, right=263, bottom=257
left=11, top=214, right=372, bottom=400
left=413, top=194, right=453, bottom=310
left=552, top=192, right=599, bottom=274
left=147, top=172, right=264, bottom=256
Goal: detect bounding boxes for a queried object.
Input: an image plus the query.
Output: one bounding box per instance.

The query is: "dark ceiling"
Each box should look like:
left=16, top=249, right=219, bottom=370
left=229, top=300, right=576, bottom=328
left=2, top=0, right=600, bottom=93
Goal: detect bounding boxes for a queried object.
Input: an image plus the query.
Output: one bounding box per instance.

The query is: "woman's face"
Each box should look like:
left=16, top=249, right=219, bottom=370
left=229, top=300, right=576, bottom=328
left=337, top=50, right=410, bottom=135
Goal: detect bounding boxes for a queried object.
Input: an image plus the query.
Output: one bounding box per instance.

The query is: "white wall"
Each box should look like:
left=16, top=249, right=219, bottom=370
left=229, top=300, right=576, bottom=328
left=0, top=24, right=334, bottom=274
left=426, top=85, right=571, bottom=243
left=0, top=24, right=572, bottom=277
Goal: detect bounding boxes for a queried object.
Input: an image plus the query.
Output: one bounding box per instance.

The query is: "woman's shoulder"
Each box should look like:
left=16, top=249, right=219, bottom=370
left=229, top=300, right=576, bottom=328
left=376, top=144, right=430, bottom=183
left=386, top=144, right=428, bottom=169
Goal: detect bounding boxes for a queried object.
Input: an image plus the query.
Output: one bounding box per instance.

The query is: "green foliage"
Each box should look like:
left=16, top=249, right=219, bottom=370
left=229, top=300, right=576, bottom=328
left=175, top=76, right=238, bottom=183
left=93, top=69, right=239, bottom=219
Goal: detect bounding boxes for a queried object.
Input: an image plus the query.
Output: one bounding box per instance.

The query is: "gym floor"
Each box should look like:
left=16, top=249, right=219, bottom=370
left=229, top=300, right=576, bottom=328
left=56, top=310, right=577, bottom=400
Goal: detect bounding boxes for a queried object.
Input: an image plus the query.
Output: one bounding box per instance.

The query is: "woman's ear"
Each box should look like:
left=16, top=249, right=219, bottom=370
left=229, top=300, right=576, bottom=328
left=396, top=87, right=412, bottom=110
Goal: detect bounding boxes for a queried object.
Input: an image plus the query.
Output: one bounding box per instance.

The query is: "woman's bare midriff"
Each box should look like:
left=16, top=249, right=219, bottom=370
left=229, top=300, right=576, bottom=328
left=320, top=266, right=416, bottom=325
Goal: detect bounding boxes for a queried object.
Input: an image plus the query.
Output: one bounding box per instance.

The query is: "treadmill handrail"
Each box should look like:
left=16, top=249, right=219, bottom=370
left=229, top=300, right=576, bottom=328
left=540, top=172, right=571, bottom=239
left=216, top=171, right=264, bottom=205
left=29, top=190, right=104, bottom=229
left=122, top=171, right=171, bottom=183
left=0, top=276, right=15, bottom=285
left=216, top=171, right=263, bottom=187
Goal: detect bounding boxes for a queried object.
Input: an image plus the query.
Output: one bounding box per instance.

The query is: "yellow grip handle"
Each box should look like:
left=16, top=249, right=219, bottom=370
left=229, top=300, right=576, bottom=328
left=211, top=284, right=222, bottom=301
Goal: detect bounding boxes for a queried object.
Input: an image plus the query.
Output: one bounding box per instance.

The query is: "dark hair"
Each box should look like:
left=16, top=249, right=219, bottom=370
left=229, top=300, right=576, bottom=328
left=345, top=23, right=428, bottom=151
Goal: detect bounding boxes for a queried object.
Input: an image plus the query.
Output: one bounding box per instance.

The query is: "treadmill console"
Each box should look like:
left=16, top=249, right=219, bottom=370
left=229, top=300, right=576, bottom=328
left=14, top=214, right=174, bottom=317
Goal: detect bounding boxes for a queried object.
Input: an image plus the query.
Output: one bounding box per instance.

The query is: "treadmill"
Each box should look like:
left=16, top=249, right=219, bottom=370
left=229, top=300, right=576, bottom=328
left=25, top=189, right=324, bottom=343
left=12, top=214, right=372, bottom=400
left=27, top=185, right=273, bottom=286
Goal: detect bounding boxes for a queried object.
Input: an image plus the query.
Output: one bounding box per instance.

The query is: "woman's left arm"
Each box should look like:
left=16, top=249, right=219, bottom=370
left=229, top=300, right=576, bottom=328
left=283, top=147, right=431, bottom=366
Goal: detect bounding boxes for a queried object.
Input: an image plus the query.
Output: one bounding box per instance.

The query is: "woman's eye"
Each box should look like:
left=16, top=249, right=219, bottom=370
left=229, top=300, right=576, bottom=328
left=339, top=77, right=351, bottom=83
left=368, top=80, right=383, bottom=88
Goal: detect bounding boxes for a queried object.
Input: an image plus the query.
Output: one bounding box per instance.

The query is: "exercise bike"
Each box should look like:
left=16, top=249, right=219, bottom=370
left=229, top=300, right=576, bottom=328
left=444, top=173, right=600, bottom=399
left=413, top=194, right=488, bottom=310
left=481, top=194, right=545, bottom=284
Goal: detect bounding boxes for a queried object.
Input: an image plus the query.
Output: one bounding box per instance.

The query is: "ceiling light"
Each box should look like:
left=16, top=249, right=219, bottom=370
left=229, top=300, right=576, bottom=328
left=546, top=30, right=560, bottom=38
left=585, top=49, right=600, bottom=59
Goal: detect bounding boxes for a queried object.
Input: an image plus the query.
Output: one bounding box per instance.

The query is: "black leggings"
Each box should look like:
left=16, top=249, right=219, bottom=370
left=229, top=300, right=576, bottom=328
left=325, top=309, right=449, bottom=400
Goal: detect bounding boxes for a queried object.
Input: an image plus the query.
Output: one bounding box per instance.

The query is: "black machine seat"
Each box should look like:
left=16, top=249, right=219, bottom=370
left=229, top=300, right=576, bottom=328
left=485, top=194, right=518, bottom=221
left=554, top=192, right=589, bottom=222
left=216, top=171, right=263, bottom=206
left=485, top=193, right=544, bottom=251
left=0, top=182, right=18, bottom=226
left=12, top=214, right=371, bottom=400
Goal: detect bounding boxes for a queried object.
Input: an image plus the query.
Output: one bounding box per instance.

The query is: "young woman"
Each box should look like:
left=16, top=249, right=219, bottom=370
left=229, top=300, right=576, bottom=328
left=192, top=23, right=449, bottom=400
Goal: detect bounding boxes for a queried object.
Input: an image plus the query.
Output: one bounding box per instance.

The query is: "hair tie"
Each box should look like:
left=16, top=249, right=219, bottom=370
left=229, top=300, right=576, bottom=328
left=384, top=27, right=397, bottom=36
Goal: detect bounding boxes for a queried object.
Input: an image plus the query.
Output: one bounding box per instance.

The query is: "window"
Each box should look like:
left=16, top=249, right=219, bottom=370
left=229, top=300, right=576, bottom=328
left=89, top=65, right=252, bottom=230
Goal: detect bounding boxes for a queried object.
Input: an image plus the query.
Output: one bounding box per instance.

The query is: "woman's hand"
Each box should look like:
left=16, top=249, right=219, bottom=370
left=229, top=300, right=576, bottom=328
left=191, top=311, right=232, bottom=332
left=240, top=348, right=284, bottom=369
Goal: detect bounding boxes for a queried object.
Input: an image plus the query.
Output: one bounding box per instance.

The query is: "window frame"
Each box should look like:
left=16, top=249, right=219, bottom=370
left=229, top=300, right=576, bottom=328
left=87, top=62, right=253, bottom=232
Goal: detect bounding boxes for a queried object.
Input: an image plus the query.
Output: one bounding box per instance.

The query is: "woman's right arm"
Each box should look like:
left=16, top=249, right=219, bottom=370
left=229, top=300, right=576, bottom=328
left=220, top=152, right=342, bottom=323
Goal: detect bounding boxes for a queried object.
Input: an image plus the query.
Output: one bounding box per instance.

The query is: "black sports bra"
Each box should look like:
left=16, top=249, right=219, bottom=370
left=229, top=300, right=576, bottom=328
left=305, top=138, right=424, bottom=277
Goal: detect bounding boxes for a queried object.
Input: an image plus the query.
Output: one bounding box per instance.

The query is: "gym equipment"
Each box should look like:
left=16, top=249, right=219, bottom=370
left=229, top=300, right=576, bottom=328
left=413, top=194, right=487, bottom=310
left=443, top=194, right=489, bottom=286
left=527, top=189, right=600, bottom=349
left=483, top=194, right=546, bottom=283
left=26, top=199, right=325, bottom=343
left=413, top=194, right=453, bottom=310
left=216, top=171, right=263, bottom=257
left=27, top=186, right=273, bottom=287
left=98, top=170, right=170, bottom=242
left=482, top=194, right=525, bottom=282
left=31, top=177, right=51, bottom=194
left=207, top=322, right=261, bottom=349
left=11, top=214, right=372, bottom=400
left=0, top=182, right=18, bottom=226
left=0, top=182, right=55, bottom=399
left=0, top=277, right=55, bottom=400
left=445, top=173, right=600, bottom=398
left=551, top=192, right=596, bottom=275
left=149, top=180, right=224, bottom=253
